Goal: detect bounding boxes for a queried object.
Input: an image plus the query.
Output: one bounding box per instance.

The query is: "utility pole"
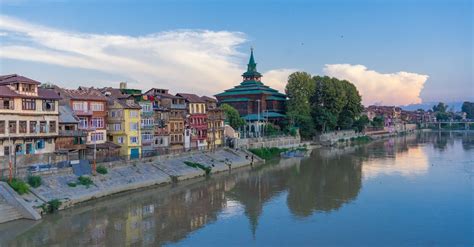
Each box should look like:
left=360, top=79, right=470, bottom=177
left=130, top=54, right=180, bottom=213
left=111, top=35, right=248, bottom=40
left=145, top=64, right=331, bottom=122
left=8, top=134, right=12, bottom=183
left=92, top=127, right=97, bottom=175
left=257, top=99, right=261, bottom=138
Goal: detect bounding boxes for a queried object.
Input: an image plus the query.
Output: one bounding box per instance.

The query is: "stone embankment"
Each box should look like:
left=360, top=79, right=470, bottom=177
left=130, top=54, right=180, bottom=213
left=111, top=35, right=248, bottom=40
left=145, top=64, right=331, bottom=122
left=0, top=148, right=265, bottom=223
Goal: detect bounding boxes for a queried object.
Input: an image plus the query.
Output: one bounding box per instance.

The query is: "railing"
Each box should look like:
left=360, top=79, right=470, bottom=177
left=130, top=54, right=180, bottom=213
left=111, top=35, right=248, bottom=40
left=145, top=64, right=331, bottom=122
left=74, top=110, right=93, bottom=115
left=59, top=130, right=88, bottom=137
left=170, top=104, right=187, bottom=109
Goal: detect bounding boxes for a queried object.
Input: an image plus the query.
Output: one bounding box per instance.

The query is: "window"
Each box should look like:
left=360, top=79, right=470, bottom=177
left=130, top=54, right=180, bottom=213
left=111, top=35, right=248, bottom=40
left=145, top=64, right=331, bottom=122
left=39, top=121, right=47, bottom=133
left=4, top=146, right=10, bottom=156
left=141, top=104, right=152, bottom=112
left=73, top=101, right=86, bottom=111
left=36, top=139, right=45, bottom=149
left=22, top=99, right=36, bottom=110
left=8, top=121, right=16, bottom=134
left=91, top=102, right=104, bottom=111
left=130, top=136, right=138, bottom=144
left=141, top=118, right=154, bottom=127
left=26, top=143, right=33, bottom=154
left=0, top=98, right=13, bottom=110
left=91, top=118, right=104, bottom=128
left=21, top=84, right=35, bottom=93
left=19, top=121, right=27, bottom=134
left=117, top=136, right=124, bottom=144
left=129, top=110, right=138, bottom=118
left=111, top=110, right=122, bottom=118
left=49, top=121, right=56, bottom=133
left=0, top=121, right=4, bottom=134
left=91, top=132, right=104, bottom=142
left=79, top=118, right=88, bottom=129
left=130, top=122, right=138, bottom=131
left=42, top=100, right=55, bottom=111
left=30, top=121, right=37, bottom=133
left=111, top=123, right=122, bottom=131
left=142, top=133, right=153, bottom=141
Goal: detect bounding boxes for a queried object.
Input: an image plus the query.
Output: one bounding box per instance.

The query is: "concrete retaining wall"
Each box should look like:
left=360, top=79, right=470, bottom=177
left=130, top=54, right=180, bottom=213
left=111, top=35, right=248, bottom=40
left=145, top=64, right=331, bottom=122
left=0, top=182, right=41, bottom=221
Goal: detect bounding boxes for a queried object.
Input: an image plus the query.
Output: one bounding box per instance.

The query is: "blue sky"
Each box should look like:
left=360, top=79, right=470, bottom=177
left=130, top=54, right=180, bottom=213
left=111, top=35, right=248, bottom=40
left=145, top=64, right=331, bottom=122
left=0, top=0, right=472, bottom=105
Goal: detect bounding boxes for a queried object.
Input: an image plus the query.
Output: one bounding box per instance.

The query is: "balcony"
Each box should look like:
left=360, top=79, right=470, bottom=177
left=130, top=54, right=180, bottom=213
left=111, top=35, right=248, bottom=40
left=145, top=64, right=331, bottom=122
left=74, top=110, right=93, bottom=116
left=59, top=130, right=88, bottom=137
left=171, top=103, right=187, bottom=109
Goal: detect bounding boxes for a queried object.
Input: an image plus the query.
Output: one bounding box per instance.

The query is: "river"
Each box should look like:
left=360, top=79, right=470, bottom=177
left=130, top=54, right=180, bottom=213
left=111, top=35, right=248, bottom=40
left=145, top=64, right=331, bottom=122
left=1, top=131, right=473, bottom=246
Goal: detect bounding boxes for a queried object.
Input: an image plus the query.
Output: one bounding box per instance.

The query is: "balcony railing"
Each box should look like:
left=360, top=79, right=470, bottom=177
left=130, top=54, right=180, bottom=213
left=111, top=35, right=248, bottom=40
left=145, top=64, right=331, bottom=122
left=171, top=104, right=187, bottom=109
left=59, top=130, right=88, bottom=137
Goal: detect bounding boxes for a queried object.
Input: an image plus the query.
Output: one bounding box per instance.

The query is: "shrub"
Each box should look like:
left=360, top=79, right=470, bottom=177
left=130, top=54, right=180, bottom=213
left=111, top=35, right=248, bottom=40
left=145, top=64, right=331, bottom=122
left=96, top=166, right=108, bottom=175
left=41, top=199, right=62, bottom=213
left=184, top=161, right=212, bottom=175
left=78, top=176, right=93, bottom=188
left=27, top=175, right=42, bottom=188
left=8, top=178, right=29, bottom=195
left=67, top=182, right=77, bottom=187
left=249, top=147, right=288, bottom=160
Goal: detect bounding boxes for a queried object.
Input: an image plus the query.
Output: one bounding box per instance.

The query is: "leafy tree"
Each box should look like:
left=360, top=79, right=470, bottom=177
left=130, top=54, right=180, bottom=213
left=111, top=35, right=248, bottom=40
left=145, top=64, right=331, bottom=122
left=353, top=115, right=370, bottom=132
left=311, top=76, right=363, bottom=132
left=432, top=102, right=447, bottom=113
left=371, top=116, right=384, bottom=128
left=461, top=101, right=474, bottom=119
left=285, top=72, right=315, bottom=139
left=220, top=104, right=245, bottom=130
left=435, top=112, right=449, bottom=121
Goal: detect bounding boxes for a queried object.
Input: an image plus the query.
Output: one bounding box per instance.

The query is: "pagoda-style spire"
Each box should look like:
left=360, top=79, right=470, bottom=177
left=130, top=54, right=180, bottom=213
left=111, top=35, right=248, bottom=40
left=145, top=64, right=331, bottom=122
left=242, top=47, right=262, bottom=80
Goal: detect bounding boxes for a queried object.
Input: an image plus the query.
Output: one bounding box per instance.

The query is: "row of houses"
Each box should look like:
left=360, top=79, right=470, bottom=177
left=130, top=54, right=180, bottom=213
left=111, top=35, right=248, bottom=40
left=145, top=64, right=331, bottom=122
left=0, top=74, right=225, bottom=160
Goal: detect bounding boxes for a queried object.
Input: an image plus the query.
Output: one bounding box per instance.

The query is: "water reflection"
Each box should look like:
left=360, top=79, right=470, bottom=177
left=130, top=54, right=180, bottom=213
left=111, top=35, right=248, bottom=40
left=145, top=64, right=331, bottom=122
left=1, top=131, right=472, bottom=246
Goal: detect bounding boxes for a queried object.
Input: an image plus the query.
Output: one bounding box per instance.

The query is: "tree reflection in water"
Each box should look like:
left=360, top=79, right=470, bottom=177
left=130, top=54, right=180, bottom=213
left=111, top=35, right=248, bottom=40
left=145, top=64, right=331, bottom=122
left=2, top=132, right=472, bottom=246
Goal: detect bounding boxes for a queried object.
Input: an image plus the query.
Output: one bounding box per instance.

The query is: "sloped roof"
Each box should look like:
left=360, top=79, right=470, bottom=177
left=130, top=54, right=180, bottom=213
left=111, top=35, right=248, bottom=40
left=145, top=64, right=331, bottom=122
left=242, top=112, right=286, bottom=121
left=201, top=96, right=217, bottom=102
left=60, top=87, right=107, bottom=101
left=115, top=98, right=141, bottom=109
left=177, top=93, right=206, bottom=103
left=0, top=85, right=61, bottom=99
left=59, top=105, right=79, bottom=124
left=144, top=88, right=181, bottom=99
left=0, top=74, right=41, bottom=85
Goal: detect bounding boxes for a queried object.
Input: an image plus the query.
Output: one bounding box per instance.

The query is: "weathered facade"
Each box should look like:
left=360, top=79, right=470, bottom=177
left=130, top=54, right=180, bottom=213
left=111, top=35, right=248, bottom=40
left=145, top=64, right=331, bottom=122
left=177, top=93, right=208, bottom=150
left=0, top=74, right=60, bottom=157
left=55, top=105, right=87, bottom=159
left=202, top=96, right=225, bottom=150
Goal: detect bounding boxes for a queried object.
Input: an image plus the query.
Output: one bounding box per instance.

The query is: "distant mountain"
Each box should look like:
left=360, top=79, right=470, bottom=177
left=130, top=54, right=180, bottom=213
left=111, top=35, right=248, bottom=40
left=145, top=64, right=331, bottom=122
left=401, top=101, right=466, bottom=112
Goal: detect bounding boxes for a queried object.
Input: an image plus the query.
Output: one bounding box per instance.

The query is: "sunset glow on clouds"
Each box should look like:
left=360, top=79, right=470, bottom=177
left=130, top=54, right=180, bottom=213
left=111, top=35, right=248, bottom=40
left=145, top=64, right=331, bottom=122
left=324, top=64, right=428, bottom=106
left=0, top=15, right=428, bottom=104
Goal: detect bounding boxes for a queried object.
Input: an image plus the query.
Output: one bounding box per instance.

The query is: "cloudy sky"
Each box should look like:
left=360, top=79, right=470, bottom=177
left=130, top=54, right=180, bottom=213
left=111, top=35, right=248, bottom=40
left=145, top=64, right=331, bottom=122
left=0, top=0, right=472, bottom=106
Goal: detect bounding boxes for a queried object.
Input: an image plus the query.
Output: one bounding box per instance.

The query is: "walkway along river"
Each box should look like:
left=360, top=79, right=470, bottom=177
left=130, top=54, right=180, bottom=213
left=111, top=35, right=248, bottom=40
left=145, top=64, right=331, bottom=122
left=0, top=131, right=472, bottom=246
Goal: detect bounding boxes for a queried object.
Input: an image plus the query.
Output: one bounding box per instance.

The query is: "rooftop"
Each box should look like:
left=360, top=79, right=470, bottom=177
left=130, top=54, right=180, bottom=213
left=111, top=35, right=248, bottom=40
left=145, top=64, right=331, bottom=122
left=177, top=93, right=206, bottom=103
left=0, top=74, right=41, bottom=85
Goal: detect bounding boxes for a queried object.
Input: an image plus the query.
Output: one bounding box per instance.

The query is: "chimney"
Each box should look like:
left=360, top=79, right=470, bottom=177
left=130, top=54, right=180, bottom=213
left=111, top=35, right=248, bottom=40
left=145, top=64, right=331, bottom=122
left=119, top=82, right=127, bottom=89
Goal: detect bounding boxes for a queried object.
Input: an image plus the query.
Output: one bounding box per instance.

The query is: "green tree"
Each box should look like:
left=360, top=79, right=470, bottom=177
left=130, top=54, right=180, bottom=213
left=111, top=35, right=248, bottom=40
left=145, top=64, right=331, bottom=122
left=461, top=101, right=474, bottom=119
left=220, top=104, right=245, bottom=129
left=353, top=115, right=370, bottom=132
left=285, top=72, right=315, bottom=139
left=432, top=102, right=447, bottom=113
left=371, top=116, right=384, bottom=128
left=310, top=76, right=363, bottom=132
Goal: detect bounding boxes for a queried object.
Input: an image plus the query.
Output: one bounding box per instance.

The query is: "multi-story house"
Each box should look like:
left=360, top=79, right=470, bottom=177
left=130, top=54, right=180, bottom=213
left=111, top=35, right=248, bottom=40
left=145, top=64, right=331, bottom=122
left=202, top=96, right=225, bottom=150
left=55, top=87, right=121, bottom=160
left=56, top=105, right=87, bottom=159
left=168, top=95, right=187, bottom=151
left=144, top=88, right=176, bottom=152
left=100, top=86, right=142, bottom=158
left=177, top=93, right=208, bottom=150
left=0, top=74, right=60, bottom=156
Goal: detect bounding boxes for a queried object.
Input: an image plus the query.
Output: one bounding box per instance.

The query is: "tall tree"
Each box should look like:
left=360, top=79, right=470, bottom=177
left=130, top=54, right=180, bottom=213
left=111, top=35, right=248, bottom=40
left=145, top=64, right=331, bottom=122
left=461, top=101, right=474, bottom=119
left=432, top=102, right=447, bottom=113
left=220, top=104, right=245, bottom=130
left=285, top=72, right=315, bottom=138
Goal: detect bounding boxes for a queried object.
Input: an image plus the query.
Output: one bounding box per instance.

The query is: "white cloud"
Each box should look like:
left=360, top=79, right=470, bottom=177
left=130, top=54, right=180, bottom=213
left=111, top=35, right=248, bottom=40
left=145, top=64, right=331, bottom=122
left=0, top=15, right=251, bottom=95
left=323, top=64, right=428, bottom=106
left=262, top=68, right=298, bottom=93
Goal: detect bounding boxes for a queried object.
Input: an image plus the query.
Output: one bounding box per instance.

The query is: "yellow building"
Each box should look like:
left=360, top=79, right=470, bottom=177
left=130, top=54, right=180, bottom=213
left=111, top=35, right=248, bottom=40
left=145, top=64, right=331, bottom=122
left=106, top=98, right=142, bottom=158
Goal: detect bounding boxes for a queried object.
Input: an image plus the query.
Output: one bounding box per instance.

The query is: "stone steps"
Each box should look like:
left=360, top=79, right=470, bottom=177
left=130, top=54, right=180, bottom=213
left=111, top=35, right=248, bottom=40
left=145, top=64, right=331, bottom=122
left=0, top=202, right=24, bottom=224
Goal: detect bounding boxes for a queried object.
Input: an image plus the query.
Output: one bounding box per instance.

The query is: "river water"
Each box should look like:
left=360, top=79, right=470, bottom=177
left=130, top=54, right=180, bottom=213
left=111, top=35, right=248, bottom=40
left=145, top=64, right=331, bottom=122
left=1, top=131, right=473, bottom=246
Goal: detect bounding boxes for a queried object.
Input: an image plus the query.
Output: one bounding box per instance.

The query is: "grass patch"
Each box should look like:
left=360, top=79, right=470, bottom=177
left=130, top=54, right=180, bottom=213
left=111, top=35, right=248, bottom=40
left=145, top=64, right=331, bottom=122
left=352, top=136, right=372, bottom=143
left=27, top=175, right=42, bottom=188
left=184, top=161, right=212, bottom=175
left=77, top=176, right=93, bottom=188
left=249, top=147, right=288, bottom=160
left=8, top=178, right=29, bottom=195
left=96, top=165, right=108, bottom=175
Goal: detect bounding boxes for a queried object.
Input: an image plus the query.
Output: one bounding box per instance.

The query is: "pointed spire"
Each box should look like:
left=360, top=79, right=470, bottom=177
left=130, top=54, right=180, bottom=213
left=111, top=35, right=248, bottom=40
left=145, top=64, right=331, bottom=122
left=242, top=47, right=262, bottom=79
